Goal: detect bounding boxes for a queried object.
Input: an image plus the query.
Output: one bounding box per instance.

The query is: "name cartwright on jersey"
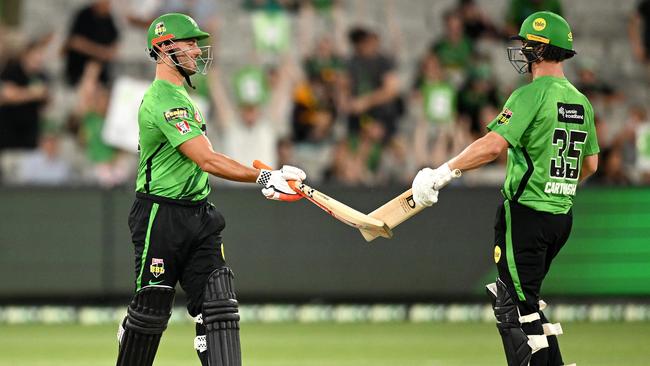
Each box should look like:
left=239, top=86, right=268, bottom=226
left=544, top=181, right=576, bottom=196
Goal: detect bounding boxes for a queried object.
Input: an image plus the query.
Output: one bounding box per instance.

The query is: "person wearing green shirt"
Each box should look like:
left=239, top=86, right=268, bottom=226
left=115, top=13, right=306, bottom=366
left=412, top=11, right=598, bottom=366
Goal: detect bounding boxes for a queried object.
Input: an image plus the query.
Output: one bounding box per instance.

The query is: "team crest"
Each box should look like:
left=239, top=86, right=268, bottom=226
left=150, top=258, right=165, bottom=278
left=175, top=121, right=192, bottom=135
left=497, top=108, right=513, bottom=125
left=154, top=22, right=166, bottom=36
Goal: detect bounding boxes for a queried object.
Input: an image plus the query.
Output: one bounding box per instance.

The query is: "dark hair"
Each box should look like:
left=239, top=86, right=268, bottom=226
left=540, top=44, right=576, bottom=62
left=348, top=27, right=372, bottom=45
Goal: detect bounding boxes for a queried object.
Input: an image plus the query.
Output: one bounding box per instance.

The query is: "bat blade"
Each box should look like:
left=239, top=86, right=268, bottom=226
left=361, top=169, right=462, bottom=242
left=292, top=181, right=393, bottom=237
left=253, top=160, right=392, bottom=239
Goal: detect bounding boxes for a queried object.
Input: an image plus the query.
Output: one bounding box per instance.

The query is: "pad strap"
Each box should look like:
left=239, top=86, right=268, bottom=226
left=543, top=322, right=564, bottom=336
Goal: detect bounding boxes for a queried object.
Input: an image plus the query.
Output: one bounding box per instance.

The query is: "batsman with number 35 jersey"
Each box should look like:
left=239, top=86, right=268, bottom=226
left=412, top=11, right=599, bottom=366
left=115, top=13, right=306, bottom=366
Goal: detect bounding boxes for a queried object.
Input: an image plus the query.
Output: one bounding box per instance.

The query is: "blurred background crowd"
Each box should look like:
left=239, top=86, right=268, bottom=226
left=1, top=0, right=649, bottom=188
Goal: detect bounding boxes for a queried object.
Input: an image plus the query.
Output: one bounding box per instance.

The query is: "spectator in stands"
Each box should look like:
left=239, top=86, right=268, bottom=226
left=63, top=0, right=119, bottom=87
left=16, top=130, right=71, bottom=185
left=505, top=0, right=562, bottom=34
left=344, top=27, right=402, bottom=141
left=457, top=61, right=502, bottom=138
left=574, top=58, right=623, bottom=103
left=629, top=0, right=650, bottom=65
left=71, top=62, right=129, bottom=187
left=209, top=61, right=295, bottom=172
left=456, top=0, right=503, bottom=41
left=0, top=34, right=51, bottom=151
left=325, top=116, right=384, bottom=186
left=430, top=10, right=474, bottom=86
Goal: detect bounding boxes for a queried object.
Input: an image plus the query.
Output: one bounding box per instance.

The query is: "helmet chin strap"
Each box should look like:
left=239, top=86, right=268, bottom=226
left=170, top=53, right=195, bottom=89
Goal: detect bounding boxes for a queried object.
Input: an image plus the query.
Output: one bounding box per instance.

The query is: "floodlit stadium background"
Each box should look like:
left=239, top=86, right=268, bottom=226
left=0, top=0, right=649, bottom=365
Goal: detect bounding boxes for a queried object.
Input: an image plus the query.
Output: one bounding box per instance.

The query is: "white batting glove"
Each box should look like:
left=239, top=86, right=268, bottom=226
left=256, top=165, right=307, bottom=201
left=430, top=163, right=456, bottom=190
left=412, top=168, right=439, bottom=207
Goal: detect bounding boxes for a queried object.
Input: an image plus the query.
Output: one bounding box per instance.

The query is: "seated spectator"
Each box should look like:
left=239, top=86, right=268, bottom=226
left=345, top=27, right=402, bottom=141
left=505, top=0, right=562, bottom=35
left=629, top=0, right=650, bottom=65
left=456, top=0, right=503, bottom=41
left=457, top=61, right=502, bottom=138
left=574, top=58, right=624, bottom=104
left=0, top=34, right=51, bottom=151
left=63, top=0, right=119, bottom=87
left=16, top=130, right=71, bottom=185
left=70, top=62, right=128, bottom=187
left=325, top=116, right=385, bottom=186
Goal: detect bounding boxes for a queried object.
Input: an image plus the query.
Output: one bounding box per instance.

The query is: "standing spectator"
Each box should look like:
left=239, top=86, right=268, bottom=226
left=209, top=60, right=295, bottom=172
left=629, top=0, right=650, bottom=64
left=345, top=27, right=401, bottom=141
left=431, top=10, right=474, bottom=85
left=63, top=0, right=119, bottom=87
left=0, top=34, right=51, bottom=180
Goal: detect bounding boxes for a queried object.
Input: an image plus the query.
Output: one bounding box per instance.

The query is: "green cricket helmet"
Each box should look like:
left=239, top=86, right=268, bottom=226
left=507, top=11, right=576, bottom=74
left=147, top=13, right=213, bottom=77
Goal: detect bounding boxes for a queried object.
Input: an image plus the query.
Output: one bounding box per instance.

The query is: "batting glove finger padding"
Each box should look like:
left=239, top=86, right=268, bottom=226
left=412, top=168, right=439, bottom=207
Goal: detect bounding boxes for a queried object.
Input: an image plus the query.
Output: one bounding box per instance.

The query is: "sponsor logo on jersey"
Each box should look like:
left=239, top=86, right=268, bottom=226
left=533, top=18, right=546, bottom=31
left=544, top=181, right=577, bottom=196
left=497, top=108, right=513, bottom=125
left=175, top=121, right=192, bottom=135
left=154, top=22, right=166, bottom=36
left=557, top=103, right=584, bottom=124
left=150, top=258, right=165, bottom=278
left=194, top=110, right=202, bottom=122
left=164, top=107, right=190, bottom=122
left=494, top=245, right=501, bottom=263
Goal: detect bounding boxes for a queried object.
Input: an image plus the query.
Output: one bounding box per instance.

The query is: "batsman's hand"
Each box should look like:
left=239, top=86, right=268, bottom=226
left=412, top=168, right=439, bottom=207
left=411, top=163, right=460, bottom=207
left=254, top=161, right=306, bottom=202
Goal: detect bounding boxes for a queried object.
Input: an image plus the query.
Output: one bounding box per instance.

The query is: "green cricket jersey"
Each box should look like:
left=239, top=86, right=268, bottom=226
left=487, top=76, right=599, bottom=214
left=136, top=79, right=209, bottom=201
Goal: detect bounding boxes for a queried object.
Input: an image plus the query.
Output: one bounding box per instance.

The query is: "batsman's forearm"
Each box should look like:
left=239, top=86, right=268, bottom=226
left=200, top=153, right=259, bottom=183
left=448, top=139, right=501, bottom=172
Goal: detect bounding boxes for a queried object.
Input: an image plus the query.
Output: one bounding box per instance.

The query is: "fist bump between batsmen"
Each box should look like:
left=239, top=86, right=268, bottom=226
left=256, top=165, right=307, bottom=201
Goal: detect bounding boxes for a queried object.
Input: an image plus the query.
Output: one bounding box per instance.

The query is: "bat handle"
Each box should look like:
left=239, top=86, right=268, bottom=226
left=252, top=160, right=303, bottom=201
left=433, top=169, right=462, bottom=190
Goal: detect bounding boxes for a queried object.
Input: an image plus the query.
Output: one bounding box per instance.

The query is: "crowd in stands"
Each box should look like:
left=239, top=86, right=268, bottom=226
left=1, top=0, right=649, bottom=188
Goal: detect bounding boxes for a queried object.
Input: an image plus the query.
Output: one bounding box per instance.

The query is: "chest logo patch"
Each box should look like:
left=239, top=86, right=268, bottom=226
left=164, top=107, right=190, bottom=122
left=557, top=103, right=584, bottom=124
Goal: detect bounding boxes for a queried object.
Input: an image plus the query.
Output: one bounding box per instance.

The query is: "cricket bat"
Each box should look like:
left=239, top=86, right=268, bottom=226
left=253, top=160, right=393, bottom=239
left=359, top=169, right=462, bottom=242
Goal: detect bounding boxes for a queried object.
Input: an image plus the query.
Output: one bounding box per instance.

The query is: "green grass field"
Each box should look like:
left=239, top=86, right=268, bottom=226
left=1, top=322, right=649, bottom=365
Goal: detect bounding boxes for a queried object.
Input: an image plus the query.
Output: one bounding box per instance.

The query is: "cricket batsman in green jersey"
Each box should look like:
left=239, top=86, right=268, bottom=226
left=115, top=13, right=306, bottom=366
left=412, top=11, right=599, bottom=366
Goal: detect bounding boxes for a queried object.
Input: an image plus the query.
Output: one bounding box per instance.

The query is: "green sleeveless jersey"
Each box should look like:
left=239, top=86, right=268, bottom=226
left=487, top=76, right=599, bottom=214
left=135, top=79, right=210, bottom=201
